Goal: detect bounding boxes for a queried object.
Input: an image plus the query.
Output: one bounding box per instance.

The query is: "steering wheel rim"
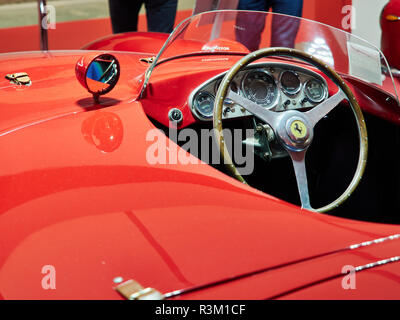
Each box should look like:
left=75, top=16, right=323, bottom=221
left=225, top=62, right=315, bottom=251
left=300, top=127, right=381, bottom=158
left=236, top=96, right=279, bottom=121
left=213, top=47, right=368, bottom=213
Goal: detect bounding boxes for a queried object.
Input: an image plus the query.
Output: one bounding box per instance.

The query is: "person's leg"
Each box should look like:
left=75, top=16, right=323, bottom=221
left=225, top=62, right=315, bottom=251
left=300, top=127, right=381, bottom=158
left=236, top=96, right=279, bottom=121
left=270, top=0, right=303, bottom=48
left=271, top=0, right=303, bottom=17
left=145, top=0, right=178, bottom=33
left=235, top=0, right=269, bottom=51
left=108, top=0, right=143, bottom=33
left=237, top=0, right=267, bottom=11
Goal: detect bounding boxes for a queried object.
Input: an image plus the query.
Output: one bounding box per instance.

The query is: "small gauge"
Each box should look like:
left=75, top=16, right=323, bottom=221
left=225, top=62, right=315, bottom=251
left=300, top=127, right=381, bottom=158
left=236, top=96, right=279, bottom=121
left=280, top=70, right=301, bottom=96
left=242, top=69, right=279, bottom=108
left=193, top=91, right=215, bottom=118
left=304, top=79, right=326, bottom=103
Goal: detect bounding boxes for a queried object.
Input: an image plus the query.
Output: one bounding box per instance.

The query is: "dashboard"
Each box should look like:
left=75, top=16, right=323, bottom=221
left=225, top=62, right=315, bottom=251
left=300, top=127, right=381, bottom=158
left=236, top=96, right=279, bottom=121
left=188, top=63, right=329, bottom=121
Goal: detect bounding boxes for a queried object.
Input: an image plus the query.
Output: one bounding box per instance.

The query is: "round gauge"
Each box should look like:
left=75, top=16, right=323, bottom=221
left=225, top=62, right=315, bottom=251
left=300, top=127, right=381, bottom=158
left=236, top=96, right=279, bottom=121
left=242, top=70, right=279, bottom=108
left=280, top=70, right=301, bottom=95
left=304, top=79, right=326, bottom=103
left=214, top=78, right=239, bottom=94
left=193, top=91, right=215, bottom=118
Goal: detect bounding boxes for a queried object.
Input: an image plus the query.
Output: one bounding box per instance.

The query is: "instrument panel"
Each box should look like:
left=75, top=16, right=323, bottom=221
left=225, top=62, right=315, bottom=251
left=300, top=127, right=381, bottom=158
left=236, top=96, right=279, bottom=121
left=188, top=63, right=328, bottom=121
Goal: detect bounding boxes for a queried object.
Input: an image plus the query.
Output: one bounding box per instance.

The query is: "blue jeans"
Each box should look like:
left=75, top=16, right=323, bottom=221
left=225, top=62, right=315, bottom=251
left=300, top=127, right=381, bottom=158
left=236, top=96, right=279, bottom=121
left=236, top=0, right=303, bottom=50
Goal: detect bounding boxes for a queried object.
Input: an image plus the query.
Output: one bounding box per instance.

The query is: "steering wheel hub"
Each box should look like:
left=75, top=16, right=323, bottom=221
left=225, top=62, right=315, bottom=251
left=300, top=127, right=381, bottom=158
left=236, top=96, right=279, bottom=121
left=275, top=112, right=313, bottom=151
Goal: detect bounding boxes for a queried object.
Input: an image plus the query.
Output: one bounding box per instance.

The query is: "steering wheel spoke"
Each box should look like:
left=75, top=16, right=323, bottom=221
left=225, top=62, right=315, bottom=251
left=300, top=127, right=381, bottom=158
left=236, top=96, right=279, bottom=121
left=288, top=150, right=312, bottom=210
left=227, top=91, right=276, bottom=126
left=305, top=89, right=346, bottom=126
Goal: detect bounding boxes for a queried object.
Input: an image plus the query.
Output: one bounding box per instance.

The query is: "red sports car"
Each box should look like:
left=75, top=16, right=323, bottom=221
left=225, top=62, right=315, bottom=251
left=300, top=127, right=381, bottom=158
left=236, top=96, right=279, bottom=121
left=0, top=9, right=399, bottom=300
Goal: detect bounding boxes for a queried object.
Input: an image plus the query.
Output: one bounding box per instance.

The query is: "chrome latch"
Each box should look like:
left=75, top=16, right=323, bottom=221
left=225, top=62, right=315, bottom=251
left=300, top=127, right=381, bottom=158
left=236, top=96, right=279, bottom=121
left=5, top=72, right=31, bottom=86
left=139, top=56, right=155, bottom=64
left=115, top=279, right=165, bottom=300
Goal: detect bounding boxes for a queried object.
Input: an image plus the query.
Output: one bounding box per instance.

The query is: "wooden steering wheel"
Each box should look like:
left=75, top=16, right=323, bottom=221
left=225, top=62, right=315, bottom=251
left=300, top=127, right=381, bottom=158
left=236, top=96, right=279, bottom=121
left=213, top=48, right=368, bottom=212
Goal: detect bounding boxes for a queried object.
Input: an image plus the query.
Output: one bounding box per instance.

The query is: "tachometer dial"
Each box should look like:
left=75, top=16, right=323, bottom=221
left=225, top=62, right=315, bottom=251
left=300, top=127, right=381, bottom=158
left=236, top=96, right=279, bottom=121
left=280, top=70, right=301, bottom=96
left=242, top=70, right=279, bottom=108
left=304, top=79, right=326, bottom=103
left=193, top=91, right=215, bottom=118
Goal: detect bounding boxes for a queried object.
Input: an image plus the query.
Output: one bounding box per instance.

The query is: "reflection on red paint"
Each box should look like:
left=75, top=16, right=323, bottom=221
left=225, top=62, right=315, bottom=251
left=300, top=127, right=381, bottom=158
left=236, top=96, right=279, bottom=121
left=81, top=111, right=123, bottom=152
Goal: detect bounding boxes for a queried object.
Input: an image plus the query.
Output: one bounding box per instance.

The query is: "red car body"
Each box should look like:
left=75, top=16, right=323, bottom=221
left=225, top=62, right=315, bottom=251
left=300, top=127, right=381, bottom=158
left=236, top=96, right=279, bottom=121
left=381, top=0, right=400, bottom=70
left=0, top=10, right=400, bottom=300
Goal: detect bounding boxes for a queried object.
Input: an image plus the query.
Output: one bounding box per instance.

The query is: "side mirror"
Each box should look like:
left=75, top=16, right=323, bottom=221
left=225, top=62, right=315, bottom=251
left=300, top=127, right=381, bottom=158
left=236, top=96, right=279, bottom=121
left=75, top=53, right=120, bottom=103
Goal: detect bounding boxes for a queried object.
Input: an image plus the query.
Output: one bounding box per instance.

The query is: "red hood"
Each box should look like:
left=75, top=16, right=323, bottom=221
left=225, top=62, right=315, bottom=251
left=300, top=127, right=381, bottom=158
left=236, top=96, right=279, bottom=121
left=0, top=51, right=148, bottom=136
left=0, top=93, right=399, bottom=299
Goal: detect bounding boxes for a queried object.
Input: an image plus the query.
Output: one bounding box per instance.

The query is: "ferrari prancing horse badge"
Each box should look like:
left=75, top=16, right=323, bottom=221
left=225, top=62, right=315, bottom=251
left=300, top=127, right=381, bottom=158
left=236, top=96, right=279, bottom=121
left=290, top=120, right=308, bottom=140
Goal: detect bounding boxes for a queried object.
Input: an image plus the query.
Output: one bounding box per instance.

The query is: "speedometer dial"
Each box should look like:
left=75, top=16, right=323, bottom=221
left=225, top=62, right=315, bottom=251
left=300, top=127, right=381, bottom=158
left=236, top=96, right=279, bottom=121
left=193, top=91, right=215, bottom=118
left=242, top=70, right=279, bottom=108
left=304, top=79, right=326, bottom=103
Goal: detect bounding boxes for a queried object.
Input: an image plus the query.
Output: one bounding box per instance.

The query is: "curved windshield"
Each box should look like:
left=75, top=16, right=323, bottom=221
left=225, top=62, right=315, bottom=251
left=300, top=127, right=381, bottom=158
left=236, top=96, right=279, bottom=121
left=142, top=10, right=399, bottom=104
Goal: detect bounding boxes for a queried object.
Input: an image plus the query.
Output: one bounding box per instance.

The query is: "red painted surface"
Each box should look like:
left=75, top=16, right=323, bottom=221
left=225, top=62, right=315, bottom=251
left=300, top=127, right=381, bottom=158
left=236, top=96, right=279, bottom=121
left=0, top=51, right=148, bottom=135
left=0, top=46, right=399, bottom=299
left=0, top=4, right=399, bottom=300
left=381, top=0, right=400, bottom=69
left=0, top=90, right=399, bottom=299
left=171, top=238, right=400, bottom=299
left=280, top=262, right=400, bottom=300
left=307, top=0, right=352, bottom=30
left=82, top=32, right=169, bottom=54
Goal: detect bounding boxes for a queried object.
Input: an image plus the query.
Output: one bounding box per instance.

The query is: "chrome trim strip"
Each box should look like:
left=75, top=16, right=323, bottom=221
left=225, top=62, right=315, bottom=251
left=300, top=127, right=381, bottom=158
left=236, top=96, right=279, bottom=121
left=268, top=255, right=400, bottom=300
left=354, top=256, right=400, bottom=272
left=164, top=289, right=184, bottom=299
left=349, top=233, right=400, bottom=250
left=163, top=233, right=400, bottom=299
